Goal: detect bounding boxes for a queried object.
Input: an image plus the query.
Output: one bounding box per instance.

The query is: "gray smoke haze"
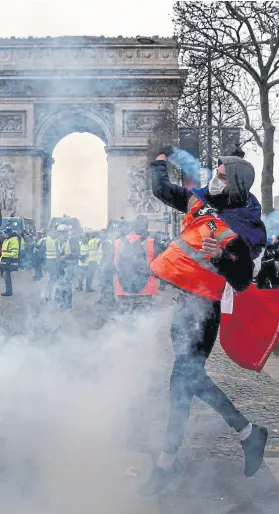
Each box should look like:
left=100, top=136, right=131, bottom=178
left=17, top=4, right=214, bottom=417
left=0, top=303, right=173, bottom=513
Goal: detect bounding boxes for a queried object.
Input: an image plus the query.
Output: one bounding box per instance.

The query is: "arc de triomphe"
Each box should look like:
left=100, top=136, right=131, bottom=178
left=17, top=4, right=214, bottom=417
left=0, top=36, right=180, bottom=227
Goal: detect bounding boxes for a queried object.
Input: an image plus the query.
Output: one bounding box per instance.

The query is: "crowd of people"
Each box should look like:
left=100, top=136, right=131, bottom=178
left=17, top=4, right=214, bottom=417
left=0, top=217, right=168, bottom=310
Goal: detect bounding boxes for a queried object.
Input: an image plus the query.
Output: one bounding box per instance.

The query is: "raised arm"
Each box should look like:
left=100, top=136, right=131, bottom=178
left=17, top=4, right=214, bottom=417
left=152, top=156, right=192, bottom=213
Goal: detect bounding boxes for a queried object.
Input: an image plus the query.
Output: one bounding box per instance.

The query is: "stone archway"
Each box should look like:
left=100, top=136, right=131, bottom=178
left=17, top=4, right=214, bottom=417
left=0, top=36, right=180, bottom=228
left=35, top=105, right=113, bottom=225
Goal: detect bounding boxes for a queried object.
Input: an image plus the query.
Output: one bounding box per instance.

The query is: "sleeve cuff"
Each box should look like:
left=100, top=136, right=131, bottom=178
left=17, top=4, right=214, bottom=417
left=210, top=249, right=227, bottom=268
left=151, top=160, right=168, bottom=167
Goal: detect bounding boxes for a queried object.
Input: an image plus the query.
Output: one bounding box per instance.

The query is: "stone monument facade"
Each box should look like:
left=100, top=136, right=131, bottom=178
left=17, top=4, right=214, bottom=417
left=0, top=36, right=180, bottom=227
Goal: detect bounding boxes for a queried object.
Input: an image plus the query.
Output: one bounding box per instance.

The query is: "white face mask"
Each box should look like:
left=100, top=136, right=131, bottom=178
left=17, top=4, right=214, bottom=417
left=208, top=174, right=226, bottom=196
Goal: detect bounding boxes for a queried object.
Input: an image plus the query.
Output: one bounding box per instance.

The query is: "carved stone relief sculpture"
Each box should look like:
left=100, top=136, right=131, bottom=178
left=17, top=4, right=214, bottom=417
left=123, top=110, right=166, bottom=136
left=0, top=111, right=26, bottom=137
left=0, top=163, right=17, bottom=214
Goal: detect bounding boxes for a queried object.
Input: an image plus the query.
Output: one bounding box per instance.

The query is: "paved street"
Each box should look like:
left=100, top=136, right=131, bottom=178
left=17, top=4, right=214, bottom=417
left=145, top=342, right=279, bottom=514
left=0, top=271, right=279, bottom=513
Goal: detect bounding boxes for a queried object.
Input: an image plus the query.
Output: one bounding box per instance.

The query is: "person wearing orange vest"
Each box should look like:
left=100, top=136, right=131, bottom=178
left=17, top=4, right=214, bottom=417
left=114, top=215, right=163, bottom=314
left=139, top=150, right=267, bottom=497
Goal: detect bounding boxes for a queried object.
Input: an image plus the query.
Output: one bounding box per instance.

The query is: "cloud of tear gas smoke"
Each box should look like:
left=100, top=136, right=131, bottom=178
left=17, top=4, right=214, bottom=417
left=262, top=210, right=279, bottom=243
left=168, top=147, right=211, bottom=189
left=0, top=283, right=217, bottom=514
left=0, top=304, right=173, bottom=513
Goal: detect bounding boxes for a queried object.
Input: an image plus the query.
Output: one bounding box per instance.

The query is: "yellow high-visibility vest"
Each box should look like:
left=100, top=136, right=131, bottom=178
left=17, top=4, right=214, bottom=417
left=62, top=239, right=76, bottom=263
left=88, top=238, right=100, bottom=262
left=1, top=236, right=20, bottom=260
left=45, top=236, right=57, bottom=260
left=34, top=236, right=46, bottom=253
left=79, top=242, right=89, bottom=266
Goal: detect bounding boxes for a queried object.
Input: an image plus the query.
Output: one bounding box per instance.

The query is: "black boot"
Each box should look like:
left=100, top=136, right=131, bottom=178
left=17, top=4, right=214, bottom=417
left=1, top=292, right=12, bottom=297
left=138, top=460, right=182, bottom=497
left=241, top=424, right=268, bottom=477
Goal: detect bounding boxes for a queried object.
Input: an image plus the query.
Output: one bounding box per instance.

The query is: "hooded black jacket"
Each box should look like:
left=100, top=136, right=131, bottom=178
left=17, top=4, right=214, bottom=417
left=152, top=160, right=255, bottom=293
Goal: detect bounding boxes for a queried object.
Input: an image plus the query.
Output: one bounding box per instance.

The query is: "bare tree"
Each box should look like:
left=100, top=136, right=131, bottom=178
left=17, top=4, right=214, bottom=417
left=174, top=1, right=279, bottom=213
left=179, top=61, right=245, bottom=167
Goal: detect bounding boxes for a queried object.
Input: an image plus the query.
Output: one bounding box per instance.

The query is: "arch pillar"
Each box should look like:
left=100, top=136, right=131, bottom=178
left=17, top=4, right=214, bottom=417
left=41, top=152, right=55, bottom=228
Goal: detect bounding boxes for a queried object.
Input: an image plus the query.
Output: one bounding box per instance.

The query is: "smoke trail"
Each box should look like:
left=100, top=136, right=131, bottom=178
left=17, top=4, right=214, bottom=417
left=168, top=147, right=211, bottom=188
left=262, top=210, right=279, bottom=243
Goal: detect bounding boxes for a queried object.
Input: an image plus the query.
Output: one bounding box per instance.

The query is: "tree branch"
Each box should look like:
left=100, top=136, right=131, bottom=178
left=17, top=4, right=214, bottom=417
left=267, top=58, right=279, bottom=80
left=180, top=31, right=262, bottom=86
left=215, top=75, right=263, bottom=148
left=225, top=2, right=264, bottom=72
left=267, top=78, right=279, bottom=90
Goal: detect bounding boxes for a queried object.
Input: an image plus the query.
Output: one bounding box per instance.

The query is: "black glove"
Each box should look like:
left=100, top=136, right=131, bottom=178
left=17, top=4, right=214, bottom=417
left=157, top=145, right=175, bottom=158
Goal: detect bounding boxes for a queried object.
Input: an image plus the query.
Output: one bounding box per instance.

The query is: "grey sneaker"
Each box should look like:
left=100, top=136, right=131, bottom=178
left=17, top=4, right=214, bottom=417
left=241, top=424, right=268, bottom=477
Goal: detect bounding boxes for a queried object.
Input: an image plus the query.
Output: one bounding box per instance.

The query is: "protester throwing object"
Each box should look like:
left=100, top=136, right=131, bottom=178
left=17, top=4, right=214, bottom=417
left=139, top=148, right=268, bottom=497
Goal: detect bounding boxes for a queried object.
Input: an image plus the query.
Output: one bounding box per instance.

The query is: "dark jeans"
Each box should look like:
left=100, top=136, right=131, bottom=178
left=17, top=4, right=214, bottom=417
left=33, top=253, right=43, bottom=280
left=165, top=292, right=249, bottom=454
left=3, top=270, right=12, bottom=294
left=99, top=263, right=114, bottom=305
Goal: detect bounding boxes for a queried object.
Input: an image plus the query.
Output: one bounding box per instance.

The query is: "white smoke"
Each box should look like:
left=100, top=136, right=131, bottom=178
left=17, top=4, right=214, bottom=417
left=0, top=302, right=173, bottom=513
left=262, top=210, right=279, bottom=242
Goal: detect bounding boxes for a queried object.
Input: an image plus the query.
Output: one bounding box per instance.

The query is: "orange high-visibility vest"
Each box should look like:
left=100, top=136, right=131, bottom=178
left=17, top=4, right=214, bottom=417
left=150, top=196, right=236, bottom=301
left=114, top=234, right=159, bottom=296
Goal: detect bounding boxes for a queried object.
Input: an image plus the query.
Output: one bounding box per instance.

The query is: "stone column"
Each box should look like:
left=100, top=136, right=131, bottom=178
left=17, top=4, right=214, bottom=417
left=0, top=149, right=46, bottom=228
left=106, top=147, right=147, bottom=221
left=41, top=152, right=55, bottom=228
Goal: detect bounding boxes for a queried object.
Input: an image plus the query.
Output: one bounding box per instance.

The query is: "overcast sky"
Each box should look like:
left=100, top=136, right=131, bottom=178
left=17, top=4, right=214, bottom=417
left=0, top=0, right=276, bottom=225
left=1, top=0, right=174, bottom=37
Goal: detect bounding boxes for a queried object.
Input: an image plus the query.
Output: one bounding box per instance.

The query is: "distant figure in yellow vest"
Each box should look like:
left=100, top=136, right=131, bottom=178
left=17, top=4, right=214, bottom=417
left=45, top=228, right=59, bottom=301
left=56, top=224, right=78, bottom=309
left=1, top=227, right=20, bottom=296
left=18, top=232, right=26, bottom=269
left=33, top=229, right=47, bottom=281
left=77, top=232, right=90, bottom=292
left=87, top=233, right=100, bottom=292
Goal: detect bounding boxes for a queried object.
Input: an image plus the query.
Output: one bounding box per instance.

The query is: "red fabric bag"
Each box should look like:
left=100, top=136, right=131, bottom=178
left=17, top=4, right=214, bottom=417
left=220, top=283, right=279, bottom=372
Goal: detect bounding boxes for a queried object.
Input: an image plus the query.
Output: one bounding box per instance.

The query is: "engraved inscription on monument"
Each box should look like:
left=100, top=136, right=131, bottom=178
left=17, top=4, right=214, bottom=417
left=123, top=110, right=166, bottom=136
left=0, top=111, right=26, bottom=137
